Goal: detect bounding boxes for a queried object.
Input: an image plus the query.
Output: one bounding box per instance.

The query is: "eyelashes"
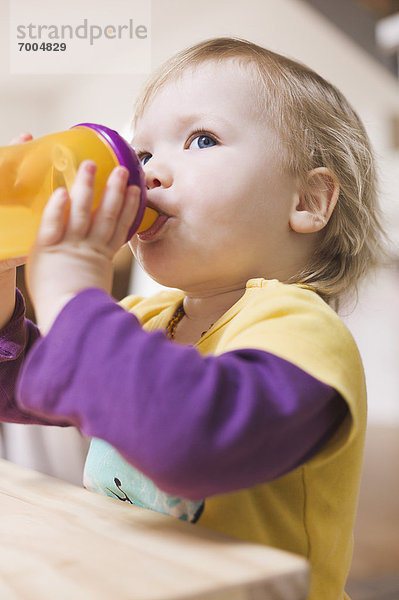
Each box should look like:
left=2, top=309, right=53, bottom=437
left=135, top=128, right=219, bottom=167
left=187, top=132, right=218, bottom=151
left=136, top=151, right=151, bottom=166
left=186, top=128, right=219, bottom=148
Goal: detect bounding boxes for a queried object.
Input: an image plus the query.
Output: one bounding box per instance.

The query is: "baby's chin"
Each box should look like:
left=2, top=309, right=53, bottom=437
left=128, top=250, right=177, bottom=289
left=145, top=270, right=185, bottom=290
left=128, top=237, right=224, bottom=292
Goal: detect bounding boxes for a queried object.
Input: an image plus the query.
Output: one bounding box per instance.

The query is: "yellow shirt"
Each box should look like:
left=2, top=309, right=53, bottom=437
left=120, top=278, right=366, bottom=600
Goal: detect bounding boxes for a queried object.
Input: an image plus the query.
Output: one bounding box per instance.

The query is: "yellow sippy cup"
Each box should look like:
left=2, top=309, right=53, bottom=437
left=0, top=122, right=157, bottom=260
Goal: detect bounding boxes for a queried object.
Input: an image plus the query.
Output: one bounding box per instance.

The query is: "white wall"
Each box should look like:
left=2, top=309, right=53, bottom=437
left=1, top=0, right=399, bottom=432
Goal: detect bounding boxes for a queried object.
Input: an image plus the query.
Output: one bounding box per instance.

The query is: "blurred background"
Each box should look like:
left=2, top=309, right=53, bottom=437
left=0, top=1, right=398, bottom=597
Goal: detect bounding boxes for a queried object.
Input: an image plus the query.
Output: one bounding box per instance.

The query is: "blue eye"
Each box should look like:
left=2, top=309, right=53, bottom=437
left=138, top=154, right=151, bottom=166
left=189, top=135, right=217, bottom=150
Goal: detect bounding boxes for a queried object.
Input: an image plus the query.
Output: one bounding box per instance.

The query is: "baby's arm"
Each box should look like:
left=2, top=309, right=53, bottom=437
left=0, top=289, right=66, bottom=425
left=0, top=259, right=25, bottom=330
left=0, top=289, right=38, bottom=422
left=16, top=288, right=348, bottom=499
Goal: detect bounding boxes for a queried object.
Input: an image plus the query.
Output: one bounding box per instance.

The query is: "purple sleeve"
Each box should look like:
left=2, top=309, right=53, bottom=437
left=16, top=288, right=348, bottom=499
left=0, top=290, right=67, bottom=426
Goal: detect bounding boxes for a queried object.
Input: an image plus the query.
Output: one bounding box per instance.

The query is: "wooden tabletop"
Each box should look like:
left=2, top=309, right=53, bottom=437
left=0, top=458, right=309, bottom=600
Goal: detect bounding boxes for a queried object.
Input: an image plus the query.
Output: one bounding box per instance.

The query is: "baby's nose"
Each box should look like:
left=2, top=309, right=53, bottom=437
left=146, top=174, right=161, bottom=190
left=144, top=159, right=173, bottom=190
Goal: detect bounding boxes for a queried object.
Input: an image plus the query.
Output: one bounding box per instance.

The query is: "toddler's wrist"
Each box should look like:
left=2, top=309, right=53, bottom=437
left=35, top=292, right=76, bottom=335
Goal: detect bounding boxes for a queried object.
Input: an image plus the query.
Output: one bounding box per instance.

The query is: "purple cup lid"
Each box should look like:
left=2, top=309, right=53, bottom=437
left=72, top=123, right=147, bottom=240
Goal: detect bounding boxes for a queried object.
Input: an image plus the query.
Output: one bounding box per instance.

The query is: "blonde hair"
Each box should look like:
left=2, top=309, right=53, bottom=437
left=133, top=37, right=387, bottom=307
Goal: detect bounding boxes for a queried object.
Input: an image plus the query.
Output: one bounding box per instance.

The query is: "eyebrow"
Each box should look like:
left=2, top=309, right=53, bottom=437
left=176, top=113, right=232, bottom=129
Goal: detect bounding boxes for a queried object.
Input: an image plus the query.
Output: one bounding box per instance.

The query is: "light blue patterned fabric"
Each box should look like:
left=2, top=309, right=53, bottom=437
left=84, top=438, right=204, bottom=522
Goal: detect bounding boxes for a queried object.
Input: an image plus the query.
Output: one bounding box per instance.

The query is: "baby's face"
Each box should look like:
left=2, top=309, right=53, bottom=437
left=130, top=59, right=300, bottom=292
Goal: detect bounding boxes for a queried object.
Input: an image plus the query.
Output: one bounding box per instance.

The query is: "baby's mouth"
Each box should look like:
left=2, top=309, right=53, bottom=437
left=137, top=211, right=169, bottom=241
left=137, top=206, right=160, bottom=233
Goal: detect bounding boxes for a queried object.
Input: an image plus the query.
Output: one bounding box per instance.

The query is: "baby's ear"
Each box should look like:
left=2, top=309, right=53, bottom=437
left=289, top=167, right=339, bottom=234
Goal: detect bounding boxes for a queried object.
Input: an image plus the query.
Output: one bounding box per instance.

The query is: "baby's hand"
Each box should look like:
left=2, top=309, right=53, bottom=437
left=26, top=160, right=140, bottom=334
left=9, top=132, right=33, bottom=145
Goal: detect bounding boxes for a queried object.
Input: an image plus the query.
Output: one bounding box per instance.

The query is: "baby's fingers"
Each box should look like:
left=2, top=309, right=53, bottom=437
left=108, top=185, right=141, bottom=251
left=9, top=132, right=33, bottom=145
left=36, top=187, right=69, bottom=246
left=90, top=166, right=130, bottom=243
left=66, top=160, right=97, bottom=239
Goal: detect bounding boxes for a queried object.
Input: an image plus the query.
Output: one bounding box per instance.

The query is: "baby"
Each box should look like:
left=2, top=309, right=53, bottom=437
left=0, top=38, right=385, bottom=600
